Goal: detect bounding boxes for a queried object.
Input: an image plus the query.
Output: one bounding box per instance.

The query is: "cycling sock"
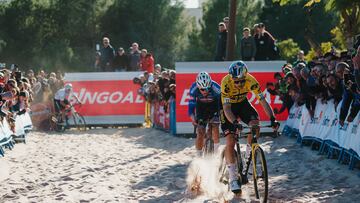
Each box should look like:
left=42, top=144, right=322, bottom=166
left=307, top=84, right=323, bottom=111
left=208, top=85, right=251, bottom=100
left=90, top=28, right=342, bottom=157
left=227, top=163, right=238, bottom=181
left=246, top=144, right=251, bottom=159
left=214, top=143, right=220, bottom=152
left=196, top=150, right=202, bottom=157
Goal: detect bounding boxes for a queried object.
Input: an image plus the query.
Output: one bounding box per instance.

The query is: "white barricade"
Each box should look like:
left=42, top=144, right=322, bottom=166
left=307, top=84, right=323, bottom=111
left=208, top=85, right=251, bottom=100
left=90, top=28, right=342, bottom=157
left=15, top=116, right=25, bottom=136
left=20, top=112, right=33, bottom=131
left=285, top=99, right=360, bottom=155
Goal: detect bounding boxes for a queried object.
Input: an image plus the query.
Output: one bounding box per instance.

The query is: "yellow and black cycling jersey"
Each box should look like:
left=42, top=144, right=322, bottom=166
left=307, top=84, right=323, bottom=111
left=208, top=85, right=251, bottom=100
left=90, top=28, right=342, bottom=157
left=221, top=73, right=264, bottom=104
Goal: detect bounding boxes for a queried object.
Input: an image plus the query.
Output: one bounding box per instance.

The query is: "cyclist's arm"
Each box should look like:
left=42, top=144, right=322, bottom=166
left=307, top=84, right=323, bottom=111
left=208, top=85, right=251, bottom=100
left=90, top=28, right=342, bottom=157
left=259, top=98, right=275, bottom=120
left=250, top=76, right=275, bottom=120
left=188, top=83, right=197, bottom=121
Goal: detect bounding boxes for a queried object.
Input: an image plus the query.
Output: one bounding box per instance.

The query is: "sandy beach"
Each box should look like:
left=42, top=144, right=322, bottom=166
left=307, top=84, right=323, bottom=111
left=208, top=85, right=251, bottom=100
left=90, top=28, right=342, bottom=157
left=1, top=128, right=360, bottom=202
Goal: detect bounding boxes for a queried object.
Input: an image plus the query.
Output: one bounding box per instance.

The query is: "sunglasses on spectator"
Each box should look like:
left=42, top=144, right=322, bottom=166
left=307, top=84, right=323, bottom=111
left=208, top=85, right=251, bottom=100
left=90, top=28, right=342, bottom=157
left=233, top=79, right=246, bottom=84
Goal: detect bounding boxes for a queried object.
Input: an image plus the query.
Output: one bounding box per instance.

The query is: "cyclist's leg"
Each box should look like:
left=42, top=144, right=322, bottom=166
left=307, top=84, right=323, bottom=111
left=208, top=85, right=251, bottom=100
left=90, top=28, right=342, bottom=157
left=238, top=100, right=260, bottom=157
left=220, top=108, right=241, bottom=192
left=195, top=122, right=206, bottom=157
left=209, top=113, right=220, bottom=152
left=195, top=103, right=207, bottom=157
left=63, top=99, right=70, bottom=126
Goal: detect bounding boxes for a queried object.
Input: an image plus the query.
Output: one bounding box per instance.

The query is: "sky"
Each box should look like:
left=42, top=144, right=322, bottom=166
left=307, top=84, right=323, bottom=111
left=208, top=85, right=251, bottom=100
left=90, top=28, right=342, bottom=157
left=182, top=0, right=199, bottom=8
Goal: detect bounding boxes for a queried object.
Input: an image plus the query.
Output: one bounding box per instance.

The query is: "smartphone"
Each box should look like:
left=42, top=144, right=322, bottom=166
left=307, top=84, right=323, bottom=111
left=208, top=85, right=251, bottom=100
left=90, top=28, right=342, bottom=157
left=96, top=44, right=100, bottom=51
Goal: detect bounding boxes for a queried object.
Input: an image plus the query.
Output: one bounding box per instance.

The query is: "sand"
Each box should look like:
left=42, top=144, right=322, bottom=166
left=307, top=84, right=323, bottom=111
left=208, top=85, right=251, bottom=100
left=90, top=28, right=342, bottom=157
left=0, top=128, right=360, bottom=202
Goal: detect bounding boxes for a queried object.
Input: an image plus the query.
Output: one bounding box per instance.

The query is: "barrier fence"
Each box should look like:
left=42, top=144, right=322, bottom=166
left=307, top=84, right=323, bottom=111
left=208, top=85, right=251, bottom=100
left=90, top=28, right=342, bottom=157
left=0, top=112, right=33, bottom=156
left=283, top=99, right=360, bottom=169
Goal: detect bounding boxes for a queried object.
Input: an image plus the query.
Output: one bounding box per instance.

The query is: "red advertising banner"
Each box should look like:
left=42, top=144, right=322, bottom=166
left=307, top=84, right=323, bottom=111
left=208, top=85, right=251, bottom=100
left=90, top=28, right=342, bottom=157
left=176, top=72, right=288, bottom=122
left=65, top=72, right=145, bottom=125
left=70, top=80, right=145, bottom=116
left=175, top=61, right=287, bottom=134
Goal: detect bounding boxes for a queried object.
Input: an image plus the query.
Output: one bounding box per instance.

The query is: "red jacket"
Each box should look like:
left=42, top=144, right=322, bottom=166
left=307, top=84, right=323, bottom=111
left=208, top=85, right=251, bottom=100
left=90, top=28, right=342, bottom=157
left=141, top=54, right=154, bottom=73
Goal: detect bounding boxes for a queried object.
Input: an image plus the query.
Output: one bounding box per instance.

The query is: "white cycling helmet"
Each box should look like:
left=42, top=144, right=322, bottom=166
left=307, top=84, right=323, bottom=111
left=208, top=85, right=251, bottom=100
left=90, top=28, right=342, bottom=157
left=64, top=83, right=73, bottom=90
left=196, top=71, right=212, bottom=89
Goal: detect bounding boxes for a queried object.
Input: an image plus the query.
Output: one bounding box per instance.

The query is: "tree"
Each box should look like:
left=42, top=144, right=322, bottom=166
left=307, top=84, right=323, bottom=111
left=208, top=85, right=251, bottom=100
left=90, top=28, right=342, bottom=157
left=183, top=0, right=263, bottom=61
left=99, top=0, right=187, bottom=68
left=275, top=0, right=360, bottom=50
left=276, top=38, right=300, bottom=63
left=260, top=0, right=336, bottom=52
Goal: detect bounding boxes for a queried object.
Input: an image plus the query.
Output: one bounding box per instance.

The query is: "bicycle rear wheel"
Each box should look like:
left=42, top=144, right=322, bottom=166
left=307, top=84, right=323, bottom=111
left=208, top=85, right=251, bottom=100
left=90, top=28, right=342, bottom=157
left=253, top=146, right=268, bottom=203
left=73, top=112, right=86, bottom=131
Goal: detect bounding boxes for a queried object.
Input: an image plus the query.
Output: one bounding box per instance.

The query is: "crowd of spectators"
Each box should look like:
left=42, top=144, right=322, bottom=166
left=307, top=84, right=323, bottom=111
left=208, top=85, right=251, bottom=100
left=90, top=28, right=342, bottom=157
left=133, top=64, right=176, bottom=108
left=0, top=65, right=65, bottom=134
left=95, top=37, right=155, bottom=73
left=267, top=42, right=360, bottom=127
left=215, top=17, right=279, bottom=61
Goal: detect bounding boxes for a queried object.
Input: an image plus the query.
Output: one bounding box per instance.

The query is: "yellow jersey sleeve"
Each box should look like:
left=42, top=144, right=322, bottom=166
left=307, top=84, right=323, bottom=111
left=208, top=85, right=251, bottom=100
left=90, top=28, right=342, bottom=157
left=247, top=74, right=264, bottom=100
left=221, top=75, right=231, bottom=104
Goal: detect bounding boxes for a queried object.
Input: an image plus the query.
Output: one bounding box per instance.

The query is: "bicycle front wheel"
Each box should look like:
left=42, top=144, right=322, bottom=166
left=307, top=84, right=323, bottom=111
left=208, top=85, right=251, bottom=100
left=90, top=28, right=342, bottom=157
left=73, top=112, right=86, bottom=131
left=203, top=138, right=214, bottom=156
left=253, top=146, right=268, bottom=203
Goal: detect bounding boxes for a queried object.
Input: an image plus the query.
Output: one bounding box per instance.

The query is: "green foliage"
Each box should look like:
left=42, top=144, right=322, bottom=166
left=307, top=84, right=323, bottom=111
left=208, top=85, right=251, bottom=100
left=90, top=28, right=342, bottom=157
left=276, top=38, right=301, bottom=63
left=331, top=26, right=346, bottom=50
left=0, top=0, right=186, bottom=71
left=183, top=0, right=263, bottom=61
left=260, top=0, right=336, bottom=51
left=99, top=0, right=186, bottom=69
left=305, top=41, right=333, bottom=61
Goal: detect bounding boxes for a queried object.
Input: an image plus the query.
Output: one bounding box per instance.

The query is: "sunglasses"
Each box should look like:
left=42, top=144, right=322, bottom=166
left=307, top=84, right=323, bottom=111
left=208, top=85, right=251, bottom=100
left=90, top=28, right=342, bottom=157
left=233, top=79, right=246, bottom=84
left=200, top=88, right=209, bottom=92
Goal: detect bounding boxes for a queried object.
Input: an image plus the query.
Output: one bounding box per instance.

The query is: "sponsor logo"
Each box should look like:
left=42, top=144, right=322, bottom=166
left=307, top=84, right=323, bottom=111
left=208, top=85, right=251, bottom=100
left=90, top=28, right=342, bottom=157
left=72, top=88, right=144, bottom=105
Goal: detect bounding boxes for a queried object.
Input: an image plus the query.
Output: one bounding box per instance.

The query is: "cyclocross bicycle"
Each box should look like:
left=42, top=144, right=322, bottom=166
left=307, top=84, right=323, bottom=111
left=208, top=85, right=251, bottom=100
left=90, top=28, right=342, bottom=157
left=219, top=124, right=279, bottom=202
left=50, top=103, right=86, bottom=132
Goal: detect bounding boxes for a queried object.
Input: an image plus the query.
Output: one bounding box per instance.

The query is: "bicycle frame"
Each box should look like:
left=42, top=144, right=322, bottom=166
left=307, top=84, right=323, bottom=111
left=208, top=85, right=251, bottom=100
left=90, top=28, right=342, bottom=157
left=235, top=125, right=272, bottom=180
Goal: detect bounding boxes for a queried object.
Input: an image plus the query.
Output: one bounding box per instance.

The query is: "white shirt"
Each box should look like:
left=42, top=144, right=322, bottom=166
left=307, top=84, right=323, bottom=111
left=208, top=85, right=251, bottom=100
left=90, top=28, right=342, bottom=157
left=54, top=88, right=72, bottom=101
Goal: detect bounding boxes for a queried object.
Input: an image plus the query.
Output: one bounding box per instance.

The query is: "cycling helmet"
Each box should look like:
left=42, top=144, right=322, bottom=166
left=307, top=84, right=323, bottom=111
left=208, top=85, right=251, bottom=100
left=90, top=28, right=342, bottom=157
left=196, top=71, right=212, bottom=89
left=228, top=61, right=248, bottom=79
left=65, top=83, right=73, bottom=90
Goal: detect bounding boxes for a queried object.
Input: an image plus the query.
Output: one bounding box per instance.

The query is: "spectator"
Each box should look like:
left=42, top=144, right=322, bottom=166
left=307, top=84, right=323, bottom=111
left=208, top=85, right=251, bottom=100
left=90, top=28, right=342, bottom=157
left=339, top=65, right=360, bottom=126
left=254, top=23, right=276, bottom=61
left=129, top=42, right=141, bottom=71
left=155, top=64, right=162, bottom=75
left=99, top=37, right=115, bottom=72
left=240, top=27, right=256, bottom=61
left=139, top=49, right=154, bottom=73
left=326, top=73, right=343, bottom=107
left=112, top=47, right=129, bottom=72
left=215, top=22, right=227, bottom=61
left=223, top=17, right=229, bottom=29
left=352, top=46, right=360, bottom=90
left=293, top=50, right=306, bottom=67
left=94, top=51, right=101, bottom=71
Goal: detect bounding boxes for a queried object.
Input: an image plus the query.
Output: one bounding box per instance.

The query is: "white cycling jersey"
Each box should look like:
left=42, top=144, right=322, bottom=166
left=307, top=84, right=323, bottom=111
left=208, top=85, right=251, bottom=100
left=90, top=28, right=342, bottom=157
left=54, top=88, right=72, bottom=101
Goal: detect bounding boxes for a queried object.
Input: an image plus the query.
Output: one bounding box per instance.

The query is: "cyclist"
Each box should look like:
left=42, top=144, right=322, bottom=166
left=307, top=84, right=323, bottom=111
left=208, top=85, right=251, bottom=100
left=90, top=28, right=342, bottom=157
left=53, top=83, right=80, bottom=127
left=220, top=61, right=279, bottom=193
left=188, top=71, right=221, bottom=157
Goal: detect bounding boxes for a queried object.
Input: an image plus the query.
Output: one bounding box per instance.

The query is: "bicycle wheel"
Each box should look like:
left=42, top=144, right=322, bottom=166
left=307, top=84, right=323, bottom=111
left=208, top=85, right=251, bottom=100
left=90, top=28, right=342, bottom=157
left=252, top=146, right=268, bottom=203
left=73, top=112, right=86, bottom=131
left=50, top=113, right=65, bottom=132
left=203, top=137, right=214, bottom=156
left=218, top=148, right=229, bottom=185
